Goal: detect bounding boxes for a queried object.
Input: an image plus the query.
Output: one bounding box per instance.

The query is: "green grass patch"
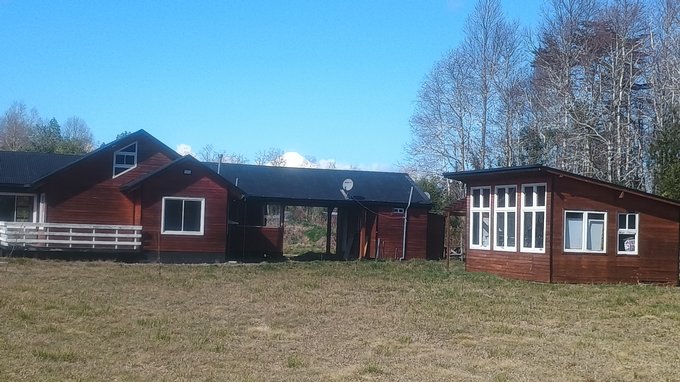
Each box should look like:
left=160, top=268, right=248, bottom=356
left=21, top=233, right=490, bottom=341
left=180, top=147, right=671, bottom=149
left=1, top=258, right=680, bottom=381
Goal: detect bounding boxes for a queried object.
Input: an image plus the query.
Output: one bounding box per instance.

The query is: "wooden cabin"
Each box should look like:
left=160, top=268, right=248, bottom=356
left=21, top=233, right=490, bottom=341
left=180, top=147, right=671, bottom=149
left=0, top=129, right=442, bottom=262
left=444, top=165, right=680, bottom=284
left=0, top=130, right=241, bottom=262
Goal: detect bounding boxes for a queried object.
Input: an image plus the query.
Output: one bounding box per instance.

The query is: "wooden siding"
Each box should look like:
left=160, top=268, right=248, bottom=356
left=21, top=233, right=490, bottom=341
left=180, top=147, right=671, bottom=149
left=375, top=207, right=428, bottom=260
left=426, top=213, right=445, bottom=260
left=138, top=162, right=229, bottom=255
left=551, top=176, right=679, bottom=284
left=228, top=226, right=283, bottom=257
left=43, top=135, right=175, bottom=225
left=463, top=175, right=552, bottom=282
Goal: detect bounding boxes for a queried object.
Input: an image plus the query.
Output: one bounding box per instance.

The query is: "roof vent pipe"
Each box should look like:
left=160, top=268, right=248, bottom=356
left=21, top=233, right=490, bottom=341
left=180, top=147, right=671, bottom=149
left=217, top=154, right=223, bottom=175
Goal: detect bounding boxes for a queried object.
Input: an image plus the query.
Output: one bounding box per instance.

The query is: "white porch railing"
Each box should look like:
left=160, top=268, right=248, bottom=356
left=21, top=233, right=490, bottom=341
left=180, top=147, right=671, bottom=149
left=0, top=222, right=142, bottom=251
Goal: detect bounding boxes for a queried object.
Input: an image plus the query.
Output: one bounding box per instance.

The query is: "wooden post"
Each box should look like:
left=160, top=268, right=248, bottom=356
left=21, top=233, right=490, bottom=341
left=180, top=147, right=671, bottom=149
left=445, top=211, right=450, bottom=272
left=325, top=206, right=332, bottom=256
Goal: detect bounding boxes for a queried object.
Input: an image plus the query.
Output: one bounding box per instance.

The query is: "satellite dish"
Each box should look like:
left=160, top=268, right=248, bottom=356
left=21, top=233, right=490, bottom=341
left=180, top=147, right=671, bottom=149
left=424, top=192, right=431, bottom=199
left=342, top=178, right=354, bottom=192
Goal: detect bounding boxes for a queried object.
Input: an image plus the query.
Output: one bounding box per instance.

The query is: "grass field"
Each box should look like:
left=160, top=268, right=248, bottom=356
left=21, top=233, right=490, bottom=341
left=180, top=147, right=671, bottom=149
left=1, top=258, right=680, bottom=381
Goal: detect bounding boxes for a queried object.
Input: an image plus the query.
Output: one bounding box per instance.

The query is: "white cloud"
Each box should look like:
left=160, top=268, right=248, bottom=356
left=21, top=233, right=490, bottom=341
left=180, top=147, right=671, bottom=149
left=176, top=143, right=193, bottom=156
left=281, top=151, right=311, bottom=168
left=280, top=151, right=393, bottom=172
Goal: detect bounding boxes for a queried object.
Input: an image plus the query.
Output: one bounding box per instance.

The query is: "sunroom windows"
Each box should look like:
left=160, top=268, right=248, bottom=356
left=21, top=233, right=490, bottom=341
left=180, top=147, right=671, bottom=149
left=494, top=185, right=516, bottom=251
left=470, top=187, right=491, bottom=249
left=521, top=184, right=546, bottom=252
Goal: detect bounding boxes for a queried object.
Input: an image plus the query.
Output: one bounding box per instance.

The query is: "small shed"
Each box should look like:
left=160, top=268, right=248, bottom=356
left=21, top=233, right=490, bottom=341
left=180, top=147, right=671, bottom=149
left=444, top=165, right=680, bottom=284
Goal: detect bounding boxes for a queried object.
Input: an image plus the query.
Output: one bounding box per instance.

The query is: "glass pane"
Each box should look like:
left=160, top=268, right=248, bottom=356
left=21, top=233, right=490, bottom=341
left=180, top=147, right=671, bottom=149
left=508, top=187, right=516, bottom=207
left=496, top=212, right=505, bottom=247
left=0, top=195, right=16, bottom=221
left=120, top=143, right=136, bottom=153
left=124, top=155, right=135, bottom=165
left=472, top=212, right=480, bottom=245
left=115, top=155, right=126, bottom=165
left=535, top=212, right=544, bottom=249
left=482, top=189, right=490, bottom=208
left=537, top=186, right=546, bottom=206
left=587, top=219, right=604, bottom=251
left=618, top=214, right=626, bottom=229
left=618, top=233, right=636, bottom=252
left=183, top=200, right=202, bottom=232
left=590, top=213, right=605, bottom=221
left=482, top=212, right=490, bottom=247
left=163, top=199, right=183, bottom=231
left=628, top=214, right=636, bottom=229
left=472, top=189, right=480, bottom=208
left=524, top=186, right=533, bottom=207
left=565, top=212, right=583, bottom=250
left=523, top=212, right=533, bottom=248
left=507, top=212, right=516, bottom=247
left=497, top=188, right=505, bottom=207
left=15, top=196, right=33, bottom=222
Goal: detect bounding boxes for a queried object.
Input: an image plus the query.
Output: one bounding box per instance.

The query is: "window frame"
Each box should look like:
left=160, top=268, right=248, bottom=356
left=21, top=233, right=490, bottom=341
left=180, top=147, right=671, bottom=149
left=112, top=142, right=138, bottom=178
left=469, top=186, right=491, bottom=250
left=563, top=210, right=608, bottom=254
left=493, top=185, right=517, bottom=252
left=617, top=213, right=638, bottom=256
left=0, top=192, right=38, bottom=223
left=520, top=183, right=547, bottom=253
left=161, top=196, right=205, bottom=236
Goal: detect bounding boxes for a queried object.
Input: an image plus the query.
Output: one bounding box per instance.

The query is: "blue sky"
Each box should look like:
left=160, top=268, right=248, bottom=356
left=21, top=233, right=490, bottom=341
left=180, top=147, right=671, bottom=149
left=0, top=0, right=541, bottom=170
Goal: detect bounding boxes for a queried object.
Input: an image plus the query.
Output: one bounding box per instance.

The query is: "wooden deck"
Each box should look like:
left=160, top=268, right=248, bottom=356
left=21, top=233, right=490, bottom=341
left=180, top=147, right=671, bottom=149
left=0, top=222, right=142, bottom=251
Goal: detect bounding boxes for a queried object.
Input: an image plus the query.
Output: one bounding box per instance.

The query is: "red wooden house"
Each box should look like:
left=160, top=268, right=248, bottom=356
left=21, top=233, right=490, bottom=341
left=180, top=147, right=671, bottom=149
left=444, top=166, right=680, bottom=284
left=0, top=130, right=442, bottom=262
left=0, top=130, right=241, bottom=262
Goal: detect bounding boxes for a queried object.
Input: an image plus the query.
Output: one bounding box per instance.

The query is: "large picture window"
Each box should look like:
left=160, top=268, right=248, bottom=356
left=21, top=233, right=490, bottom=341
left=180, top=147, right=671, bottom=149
left=494, top=185, right=517, bottom=251
left=470, top=187, right=491, bottom=249
left=564, top=211, right=606, bottom=253
left=617, top=213, right=638, bottom=255
left=0, top=194, right=36, bottom=222
left=113, top=142, right=137, bottom=177
left=161, top=197, right=205, bottom=235
left=521, top=183, right=546, bottom=252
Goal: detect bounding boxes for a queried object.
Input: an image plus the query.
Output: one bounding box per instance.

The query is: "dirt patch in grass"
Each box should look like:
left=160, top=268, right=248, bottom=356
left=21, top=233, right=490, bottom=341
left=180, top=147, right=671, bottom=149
left=1, top=258, right=680, bottom=381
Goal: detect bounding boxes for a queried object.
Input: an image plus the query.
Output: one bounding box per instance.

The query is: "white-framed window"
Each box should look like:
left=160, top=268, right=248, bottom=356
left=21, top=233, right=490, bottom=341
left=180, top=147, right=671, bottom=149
left=520, top=183, right=546, bottom=253
left=564, top=211, right=607, bottom=253
left=617, top=213, right=638, bottom=255
left=161, top=197, right=205, bottom=235
left=470, top=187, right=491, bottom=249
left=494, top=185, right=517, bottom=251
left=113, top=142, right=138, bottom=177
left=0, top=193, right=38, bottom=222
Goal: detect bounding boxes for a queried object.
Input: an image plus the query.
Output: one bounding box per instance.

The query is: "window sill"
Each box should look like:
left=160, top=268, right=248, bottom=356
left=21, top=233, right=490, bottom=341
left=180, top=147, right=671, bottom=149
left=161, top=231, right=204, bottom=236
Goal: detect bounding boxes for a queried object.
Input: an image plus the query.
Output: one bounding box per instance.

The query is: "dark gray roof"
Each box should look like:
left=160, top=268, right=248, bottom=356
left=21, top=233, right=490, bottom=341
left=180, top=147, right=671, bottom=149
left=444, top=165, right=680, bottom=208
left=0, top=151, right=82, bottom=187
left=206, top=162, right=431, bottom=207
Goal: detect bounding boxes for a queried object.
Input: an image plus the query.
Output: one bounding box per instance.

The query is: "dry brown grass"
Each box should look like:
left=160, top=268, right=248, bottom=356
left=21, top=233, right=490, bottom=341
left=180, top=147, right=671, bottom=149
left=1, top=258, right=680, bottom=381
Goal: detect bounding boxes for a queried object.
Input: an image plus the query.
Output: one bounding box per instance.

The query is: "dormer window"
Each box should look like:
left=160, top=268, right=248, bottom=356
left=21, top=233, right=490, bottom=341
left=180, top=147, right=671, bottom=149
left=113, top=142, right=137, bottom=177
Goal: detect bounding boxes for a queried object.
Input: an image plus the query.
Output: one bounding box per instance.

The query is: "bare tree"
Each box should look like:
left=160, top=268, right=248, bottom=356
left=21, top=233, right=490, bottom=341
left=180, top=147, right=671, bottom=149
left=255, top=147, right=286, bottom=166
left=62, top=116, right=95, bottom=152
left=199, top=144, right=248, bottom=164
left=407, top=0, right=523, bottom=174
left=0, top=101, right=36, bottom=151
